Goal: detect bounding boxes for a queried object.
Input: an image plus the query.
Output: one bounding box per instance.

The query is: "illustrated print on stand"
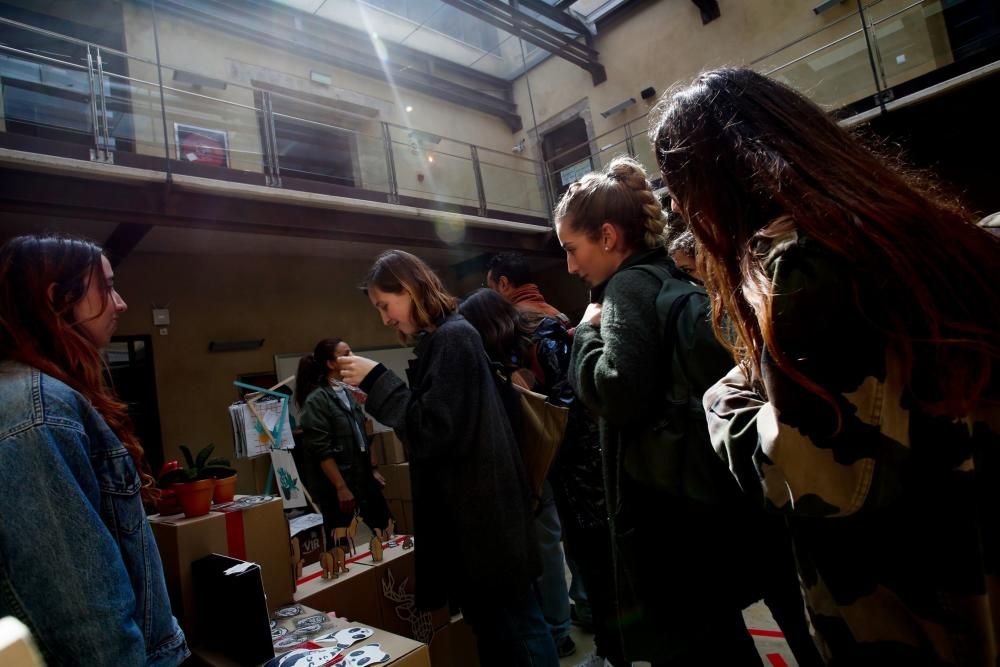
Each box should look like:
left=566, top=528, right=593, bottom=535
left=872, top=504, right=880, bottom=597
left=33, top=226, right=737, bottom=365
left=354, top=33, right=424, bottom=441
left=275, top=605, right=303, bottom=618
left=344, top=643, right=390, bottom=666
left=267, top=647, right=345, bottom=667
left=314, top=627, right=374, bottom=649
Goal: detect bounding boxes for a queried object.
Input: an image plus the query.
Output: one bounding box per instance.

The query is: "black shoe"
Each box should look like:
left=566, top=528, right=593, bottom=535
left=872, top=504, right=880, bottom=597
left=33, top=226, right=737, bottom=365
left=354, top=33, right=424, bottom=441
left=556, top=635, right=577, bottom=658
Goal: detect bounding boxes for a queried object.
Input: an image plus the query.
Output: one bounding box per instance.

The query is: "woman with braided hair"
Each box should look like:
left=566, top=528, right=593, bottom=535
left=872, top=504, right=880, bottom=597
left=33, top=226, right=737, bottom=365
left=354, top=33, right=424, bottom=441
left=557, top=156, right=765, bottom=665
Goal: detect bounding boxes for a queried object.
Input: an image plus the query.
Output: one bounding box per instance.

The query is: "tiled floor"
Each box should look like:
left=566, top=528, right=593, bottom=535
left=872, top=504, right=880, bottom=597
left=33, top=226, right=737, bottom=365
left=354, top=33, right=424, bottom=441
left=559, top=602, right=799, bottom=667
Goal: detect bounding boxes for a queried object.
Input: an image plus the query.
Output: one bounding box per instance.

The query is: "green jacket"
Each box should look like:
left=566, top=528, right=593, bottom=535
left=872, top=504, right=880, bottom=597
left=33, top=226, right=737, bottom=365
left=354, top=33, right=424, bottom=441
left=569, top=246, right=756, bottom=662
left=298, top=384, right=371, bottom=510
left=705, top=230, right=1000, bottom=665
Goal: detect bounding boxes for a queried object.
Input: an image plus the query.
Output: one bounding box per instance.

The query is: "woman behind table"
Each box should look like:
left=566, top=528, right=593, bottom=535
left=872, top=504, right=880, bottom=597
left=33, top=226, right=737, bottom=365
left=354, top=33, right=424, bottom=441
left=337, top=250, right=558, bottom=667
left=0, top=235, right=188, bottom=666
left=295, top=338, right=391, bottom=545
left=459, top=288, right=625, bottom=666
left=651, top=67, right=1000, bottom=665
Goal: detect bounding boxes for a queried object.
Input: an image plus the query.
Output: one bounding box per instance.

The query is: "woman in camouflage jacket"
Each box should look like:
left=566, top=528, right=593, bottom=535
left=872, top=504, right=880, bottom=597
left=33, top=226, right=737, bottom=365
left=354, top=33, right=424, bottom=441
left=651, top=67, right=1000, bottom=666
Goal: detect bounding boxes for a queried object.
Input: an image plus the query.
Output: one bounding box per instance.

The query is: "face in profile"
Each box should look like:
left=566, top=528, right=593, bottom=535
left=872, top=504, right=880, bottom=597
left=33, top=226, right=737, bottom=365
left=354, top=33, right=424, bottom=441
left=368, top=287, right=418, bottom=336
left=555, top=217, right=617, bottom=287
left=73, top=255, right=127, bottom=349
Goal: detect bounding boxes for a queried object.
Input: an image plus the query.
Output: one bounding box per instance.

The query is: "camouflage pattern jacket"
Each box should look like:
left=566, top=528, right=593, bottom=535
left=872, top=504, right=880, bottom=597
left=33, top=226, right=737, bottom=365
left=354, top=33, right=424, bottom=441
left=704, top=230, right=1000, bottom=666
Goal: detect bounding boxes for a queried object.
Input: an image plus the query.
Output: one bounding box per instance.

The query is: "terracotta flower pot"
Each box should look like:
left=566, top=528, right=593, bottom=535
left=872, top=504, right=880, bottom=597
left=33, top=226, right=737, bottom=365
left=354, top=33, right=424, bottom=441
left=175, top=478, right=215, bottom=518
left=156, top=488, right=182, bottom=516
left=212, top=474, right=238, bottom=504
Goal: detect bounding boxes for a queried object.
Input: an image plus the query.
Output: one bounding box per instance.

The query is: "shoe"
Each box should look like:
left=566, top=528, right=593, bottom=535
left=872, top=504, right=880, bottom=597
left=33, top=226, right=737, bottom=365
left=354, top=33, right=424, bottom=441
left=556, top=635, right=577, bottom=658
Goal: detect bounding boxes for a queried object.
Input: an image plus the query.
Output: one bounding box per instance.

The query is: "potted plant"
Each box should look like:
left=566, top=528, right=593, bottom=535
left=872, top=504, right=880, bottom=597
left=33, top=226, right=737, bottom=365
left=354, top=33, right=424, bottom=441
left=158, top=444, right=237, bottom=517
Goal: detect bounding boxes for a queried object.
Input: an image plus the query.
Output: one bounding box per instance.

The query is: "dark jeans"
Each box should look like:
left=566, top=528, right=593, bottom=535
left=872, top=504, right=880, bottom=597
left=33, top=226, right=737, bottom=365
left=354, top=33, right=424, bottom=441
left=461, top=586, right=560, bottom=667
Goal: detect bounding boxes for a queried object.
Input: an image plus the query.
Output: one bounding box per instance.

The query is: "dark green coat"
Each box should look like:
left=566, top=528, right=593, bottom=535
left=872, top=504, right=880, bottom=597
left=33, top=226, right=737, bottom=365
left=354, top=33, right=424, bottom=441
left=569, top=246, right=755, bottom=662
left=298, top=384, right=371, bottom=511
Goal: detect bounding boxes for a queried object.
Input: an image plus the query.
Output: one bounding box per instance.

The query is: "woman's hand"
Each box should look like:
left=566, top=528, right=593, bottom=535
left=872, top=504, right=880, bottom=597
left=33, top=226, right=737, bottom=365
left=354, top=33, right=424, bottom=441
left=336, top=485, right=356, bottom=514
left=337, top=355, right=378, bottom=386
left=581, top=302, right=602, bottom=327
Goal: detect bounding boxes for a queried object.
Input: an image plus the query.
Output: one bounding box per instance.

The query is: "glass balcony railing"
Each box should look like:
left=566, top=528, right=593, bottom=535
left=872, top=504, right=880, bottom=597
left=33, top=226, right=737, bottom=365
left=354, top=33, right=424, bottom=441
left=0, top=15, right=551, bottom=224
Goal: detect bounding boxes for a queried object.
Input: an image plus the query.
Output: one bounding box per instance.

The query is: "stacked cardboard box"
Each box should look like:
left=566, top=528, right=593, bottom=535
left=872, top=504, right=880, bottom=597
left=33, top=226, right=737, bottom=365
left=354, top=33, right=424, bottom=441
left=294, top=537, right=449, bottom=644
left=379, top=462, right=413, bottom=534
left=150, top=495, right=294, bottom=641
left=372, top=430, right=407, bottom=465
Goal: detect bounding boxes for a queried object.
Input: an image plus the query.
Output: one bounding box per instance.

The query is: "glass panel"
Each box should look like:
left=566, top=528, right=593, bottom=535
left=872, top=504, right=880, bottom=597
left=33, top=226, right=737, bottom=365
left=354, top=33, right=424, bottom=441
left=477, top=147, right=547, bottom=217
left=389, top=125, right=479, bottom=209
left=103, top=57, right=166, bottom=159
left=148, top=62, right=265, bottom=174
left=105, top=341, right=131, bottom=367
left=753, top=11, right=879, bottom=109
left=628, top=120, right=658, bottom=180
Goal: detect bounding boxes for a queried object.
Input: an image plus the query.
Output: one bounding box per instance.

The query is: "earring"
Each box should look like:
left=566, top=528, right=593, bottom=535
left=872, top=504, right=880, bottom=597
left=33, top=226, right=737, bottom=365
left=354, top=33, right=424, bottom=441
left=604, top=246, right=609, bottom=251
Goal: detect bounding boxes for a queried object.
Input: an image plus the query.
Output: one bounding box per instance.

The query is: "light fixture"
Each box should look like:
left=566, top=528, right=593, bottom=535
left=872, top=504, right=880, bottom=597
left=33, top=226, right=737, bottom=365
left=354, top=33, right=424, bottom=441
left=640, top=86, right=656, bottom=101
left=405, top=105, right=413, bottom=113
left=427, top=155, right=434, bottom=163
left=310, top=71, right=332, bottom=86
left=813, top=0, right=847, bottom=14
left=600, top=98, right=636, bottom=118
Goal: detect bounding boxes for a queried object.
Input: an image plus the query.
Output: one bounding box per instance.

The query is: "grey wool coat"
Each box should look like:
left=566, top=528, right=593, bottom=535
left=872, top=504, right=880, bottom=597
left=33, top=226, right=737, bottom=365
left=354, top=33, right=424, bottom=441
left=359, top=313, right=540, bottom=610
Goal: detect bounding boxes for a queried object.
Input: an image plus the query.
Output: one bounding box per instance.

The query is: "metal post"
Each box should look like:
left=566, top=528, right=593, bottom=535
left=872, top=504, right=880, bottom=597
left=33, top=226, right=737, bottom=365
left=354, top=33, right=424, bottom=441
left=151, top=0, right=172, bottom=182
left=624, top=120, right=635, bottom=158
left=856, top=0, right=890, bottom=112
left=381, top=122, right=399, bottom=204
left=85, top=46, right=104, bottom=162
left=94, top=47, right=113, bottom=163
left=262, top=92, right=282, bottom=187
left=470, top=145, right=487, bottom=217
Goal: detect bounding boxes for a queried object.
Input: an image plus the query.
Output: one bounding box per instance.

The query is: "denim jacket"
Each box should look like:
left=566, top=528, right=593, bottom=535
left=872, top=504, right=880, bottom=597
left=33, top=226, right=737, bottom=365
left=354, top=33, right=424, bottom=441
left=0, top=362, right=188, bottom=666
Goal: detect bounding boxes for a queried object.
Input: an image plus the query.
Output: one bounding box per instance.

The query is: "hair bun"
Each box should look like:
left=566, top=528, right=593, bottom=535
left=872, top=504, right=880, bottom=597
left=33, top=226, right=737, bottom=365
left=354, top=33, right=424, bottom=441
left=607, top=156, right=649, bottom=192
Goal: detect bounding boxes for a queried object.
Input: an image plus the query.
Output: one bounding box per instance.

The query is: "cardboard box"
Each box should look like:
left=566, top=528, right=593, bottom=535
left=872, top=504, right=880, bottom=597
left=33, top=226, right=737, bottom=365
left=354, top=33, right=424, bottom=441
left=293, top=559, right=382, bottom=627
left=429, top=614, right=480, bottom=667
left=374, top=430, right=407, bottom=464
left=194, top=604, right=430, bottom=666
left=380, top=463, right=411, bottom=501
left=353, top=539, right=448, bottom=641
left=288, top=512, right=325, bottom=570
left=150, top=495, right=295, bottom=640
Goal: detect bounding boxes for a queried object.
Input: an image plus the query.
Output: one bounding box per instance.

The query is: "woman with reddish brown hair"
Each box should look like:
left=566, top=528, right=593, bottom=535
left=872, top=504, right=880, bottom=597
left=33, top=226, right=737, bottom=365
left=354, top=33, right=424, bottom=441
left=0, top=235, right=188, bottom=666
left=651, top=67, right=1000, bottom=665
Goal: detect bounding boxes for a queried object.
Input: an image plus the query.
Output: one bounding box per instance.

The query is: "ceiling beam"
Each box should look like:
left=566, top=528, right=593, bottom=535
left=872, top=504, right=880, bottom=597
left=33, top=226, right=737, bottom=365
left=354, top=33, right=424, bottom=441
left=442, top=0, right=606, bottom=85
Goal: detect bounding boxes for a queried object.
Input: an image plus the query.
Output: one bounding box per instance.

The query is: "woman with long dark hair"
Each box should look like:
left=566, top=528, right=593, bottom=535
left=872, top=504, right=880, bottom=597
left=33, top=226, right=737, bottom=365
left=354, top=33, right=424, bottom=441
left=295, top=338, right=391, bottom=546
left=337, top=250, right=557, bottom=667
left=0, top=235, right=188, bottom=666
left=460, top=288, right=625, bottom=666
left=651, top=67, right=1000, bottom=665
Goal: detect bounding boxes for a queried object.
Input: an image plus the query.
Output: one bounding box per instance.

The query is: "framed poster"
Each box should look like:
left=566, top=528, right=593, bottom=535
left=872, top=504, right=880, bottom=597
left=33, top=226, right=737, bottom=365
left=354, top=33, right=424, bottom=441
left=174, top=122, right=229, bottom=167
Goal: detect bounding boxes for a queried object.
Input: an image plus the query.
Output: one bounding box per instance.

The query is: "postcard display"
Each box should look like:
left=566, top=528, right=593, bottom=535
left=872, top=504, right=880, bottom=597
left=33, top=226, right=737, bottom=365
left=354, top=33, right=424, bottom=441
left=230, top=379, right=306, bottom=509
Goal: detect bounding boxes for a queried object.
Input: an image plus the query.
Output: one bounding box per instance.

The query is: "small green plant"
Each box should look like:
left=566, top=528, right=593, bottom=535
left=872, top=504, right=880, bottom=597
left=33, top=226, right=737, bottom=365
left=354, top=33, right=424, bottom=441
left=158, top=444, right=236, bottom=487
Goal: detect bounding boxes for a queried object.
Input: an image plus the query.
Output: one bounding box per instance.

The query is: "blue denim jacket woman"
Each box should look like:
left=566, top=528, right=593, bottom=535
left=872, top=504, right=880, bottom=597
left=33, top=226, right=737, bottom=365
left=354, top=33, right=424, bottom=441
left=0, top=236, right=187, bottom=666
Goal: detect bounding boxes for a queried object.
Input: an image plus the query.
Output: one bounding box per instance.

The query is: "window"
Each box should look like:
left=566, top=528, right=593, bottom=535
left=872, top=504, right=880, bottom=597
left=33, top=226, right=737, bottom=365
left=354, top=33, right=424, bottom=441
left=363, top=0, right=501, bottom=52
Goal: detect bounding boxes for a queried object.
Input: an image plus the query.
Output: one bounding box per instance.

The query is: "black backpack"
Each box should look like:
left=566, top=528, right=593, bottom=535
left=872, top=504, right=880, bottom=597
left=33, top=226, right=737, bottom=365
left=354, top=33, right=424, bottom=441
left=624, top=263, right=742, bottom=504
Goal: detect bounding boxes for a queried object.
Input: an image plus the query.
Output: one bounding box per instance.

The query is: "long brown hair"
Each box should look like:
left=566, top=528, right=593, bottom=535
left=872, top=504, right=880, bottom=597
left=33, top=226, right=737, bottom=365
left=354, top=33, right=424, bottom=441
left=0, top=235, right=157, bottom=499
left=295, top=337, right=343, bottom=408
left=361, top=250, right=457, bottom=343
left=553, top=155, right=666, bottom=252
left=650, top=67, right=1000, bottom=419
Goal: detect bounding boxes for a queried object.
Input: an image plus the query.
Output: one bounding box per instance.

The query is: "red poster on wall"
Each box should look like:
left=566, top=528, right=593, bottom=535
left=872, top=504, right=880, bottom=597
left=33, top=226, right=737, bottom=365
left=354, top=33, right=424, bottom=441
left=175, top=123, right=229, bottom=168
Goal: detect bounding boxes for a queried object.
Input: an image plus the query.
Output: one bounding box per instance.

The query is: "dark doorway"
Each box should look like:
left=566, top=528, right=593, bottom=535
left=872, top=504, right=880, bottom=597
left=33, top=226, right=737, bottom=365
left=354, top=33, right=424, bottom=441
left=107, top=335, right=164, bottom=475
left=542, top=117, right=592, bottom=197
